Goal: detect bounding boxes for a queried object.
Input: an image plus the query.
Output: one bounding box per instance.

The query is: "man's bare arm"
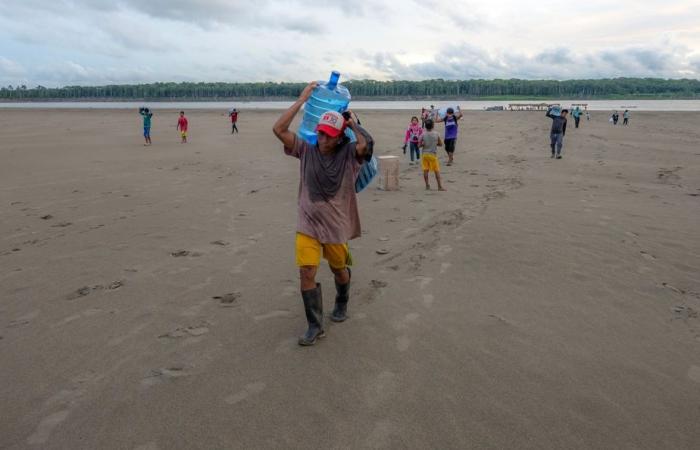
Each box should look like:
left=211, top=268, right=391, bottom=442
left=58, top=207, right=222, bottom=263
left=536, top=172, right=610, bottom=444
left=345, top=111, right=367, bottom=159
left=272, top=81, right=317, bottom=148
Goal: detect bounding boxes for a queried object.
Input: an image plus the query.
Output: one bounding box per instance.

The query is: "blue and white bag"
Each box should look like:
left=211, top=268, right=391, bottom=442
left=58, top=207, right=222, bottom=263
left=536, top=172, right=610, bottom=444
left=345, top=124, right=377, bottom=193
left=356, top=155, right=378, bottom=193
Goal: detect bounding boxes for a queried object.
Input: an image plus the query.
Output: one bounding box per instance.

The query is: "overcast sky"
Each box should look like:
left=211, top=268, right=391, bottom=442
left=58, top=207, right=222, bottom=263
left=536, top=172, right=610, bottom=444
left=1, top=0, right=699, bottom=87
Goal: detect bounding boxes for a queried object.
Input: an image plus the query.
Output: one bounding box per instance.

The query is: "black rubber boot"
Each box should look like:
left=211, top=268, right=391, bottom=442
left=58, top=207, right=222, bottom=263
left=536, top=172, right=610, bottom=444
left=298, top=284, right=325, bottom=346
left=331, top=268, right=351, bottom=322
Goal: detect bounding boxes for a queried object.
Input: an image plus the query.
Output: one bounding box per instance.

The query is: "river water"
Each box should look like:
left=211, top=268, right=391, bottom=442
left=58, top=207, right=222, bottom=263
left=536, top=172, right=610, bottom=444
left=1, top=100, right=699, bottom=111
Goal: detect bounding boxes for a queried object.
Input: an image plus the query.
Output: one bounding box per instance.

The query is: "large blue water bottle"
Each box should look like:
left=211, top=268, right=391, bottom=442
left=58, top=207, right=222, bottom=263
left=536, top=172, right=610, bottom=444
left=298, top=71, right=352, bottom=145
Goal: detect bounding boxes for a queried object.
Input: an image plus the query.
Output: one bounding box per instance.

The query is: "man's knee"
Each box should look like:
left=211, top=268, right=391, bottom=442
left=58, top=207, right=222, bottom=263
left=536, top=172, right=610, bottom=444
left=330, top=266, right=348, bottom=276
left=299, top=266, right=317, bottom=283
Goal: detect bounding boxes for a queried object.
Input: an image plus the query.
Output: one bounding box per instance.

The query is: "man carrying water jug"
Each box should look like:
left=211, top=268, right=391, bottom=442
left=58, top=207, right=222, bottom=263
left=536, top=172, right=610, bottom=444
left=273, top=81, right=368, bottom=346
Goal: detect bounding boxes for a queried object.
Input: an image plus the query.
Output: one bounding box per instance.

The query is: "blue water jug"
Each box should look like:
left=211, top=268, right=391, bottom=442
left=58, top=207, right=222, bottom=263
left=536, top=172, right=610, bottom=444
left=436, top=105, right=461, bottom=119
left=298, top=71, right=351, bottom=145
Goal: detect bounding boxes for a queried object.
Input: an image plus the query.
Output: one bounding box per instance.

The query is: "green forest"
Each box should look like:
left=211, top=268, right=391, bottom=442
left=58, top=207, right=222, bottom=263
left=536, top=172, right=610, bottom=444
left=1, top=78, right=699, bottom=101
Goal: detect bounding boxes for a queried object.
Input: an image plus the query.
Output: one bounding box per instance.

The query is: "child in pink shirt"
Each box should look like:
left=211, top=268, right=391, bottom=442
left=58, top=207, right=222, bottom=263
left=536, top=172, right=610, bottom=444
left=403, top=116, right=423, bottom=164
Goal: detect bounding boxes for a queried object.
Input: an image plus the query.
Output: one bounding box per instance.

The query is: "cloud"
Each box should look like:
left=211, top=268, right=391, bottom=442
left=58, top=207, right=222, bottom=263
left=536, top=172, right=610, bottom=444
left=364, top=42, right=700, bottom=80
left=28, top=61, right=157, bottom=85
left=0, top=0, right=698, bottom=86
left=0, top=57, right=25, bottom=77
left=535, top=48, right=574, bottom=66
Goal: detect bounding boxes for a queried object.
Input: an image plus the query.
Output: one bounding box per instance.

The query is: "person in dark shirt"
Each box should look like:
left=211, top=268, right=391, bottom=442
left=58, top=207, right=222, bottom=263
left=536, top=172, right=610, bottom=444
left=546, top=107, right=568, bottom=159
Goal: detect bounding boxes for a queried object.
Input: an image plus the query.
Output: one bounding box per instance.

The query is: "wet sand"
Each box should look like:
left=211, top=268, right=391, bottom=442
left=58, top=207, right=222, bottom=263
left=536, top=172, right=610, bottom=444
left=1, top=109, right=700, bottom=449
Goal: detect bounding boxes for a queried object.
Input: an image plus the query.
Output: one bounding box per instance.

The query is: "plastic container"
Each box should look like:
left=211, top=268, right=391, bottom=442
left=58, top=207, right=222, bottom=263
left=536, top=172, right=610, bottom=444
left=548, top=105, right=562, bottom=117
left=298, top=71, right=351, bottom=145
left=436, top=105, right=461, bottom=120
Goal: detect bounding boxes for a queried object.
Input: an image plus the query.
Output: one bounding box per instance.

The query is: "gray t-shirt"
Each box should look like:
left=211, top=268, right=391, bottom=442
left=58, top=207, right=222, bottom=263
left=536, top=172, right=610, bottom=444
left=285, top=136, right=362, bottom=244
left=421, top=130, right=440, bottom=154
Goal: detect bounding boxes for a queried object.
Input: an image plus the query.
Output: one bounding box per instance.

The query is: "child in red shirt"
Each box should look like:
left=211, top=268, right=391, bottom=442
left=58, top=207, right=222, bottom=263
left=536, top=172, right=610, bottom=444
left=177, top=111, right=188, bottom=143
left=230, top=108, right=239, bottom=134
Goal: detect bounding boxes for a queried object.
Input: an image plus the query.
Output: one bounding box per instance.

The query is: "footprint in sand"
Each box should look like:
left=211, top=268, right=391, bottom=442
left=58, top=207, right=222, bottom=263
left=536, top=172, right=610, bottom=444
left=213, top=292, right=240, bottom=306
left=225, top=381, right=266, bottom=405
left=141, top=366, right=189, bottom=387
left=640, top=251, right=657, bottom=261
left=158, top=324, right=210, bottom=339
left=370, top=280, right=388, bottom=289
left=8, top=310, right=40, bottom=328
left=671, top=305, right=698, bottom=320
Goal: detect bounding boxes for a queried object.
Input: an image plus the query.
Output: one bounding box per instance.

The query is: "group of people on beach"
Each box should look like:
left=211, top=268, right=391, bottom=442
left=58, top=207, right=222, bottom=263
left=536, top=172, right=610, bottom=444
left=138, top=108, right=189, bottom=145
left=610, top=110, right=631, bottom=126
left=138, top=90, right=638, bottom=348
left=137, top=107, right=241, bottom=145
left=401, top=105, right=464, bottom=191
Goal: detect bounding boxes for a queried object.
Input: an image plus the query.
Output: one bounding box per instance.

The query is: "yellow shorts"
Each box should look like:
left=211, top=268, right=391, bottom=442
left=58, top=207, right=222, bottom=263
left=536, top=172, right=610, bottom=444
left=180, top=131, right=188, bottom=138
left=422, top=153, right=440, bottom=172
left=295, top=233, right=352, bottom=269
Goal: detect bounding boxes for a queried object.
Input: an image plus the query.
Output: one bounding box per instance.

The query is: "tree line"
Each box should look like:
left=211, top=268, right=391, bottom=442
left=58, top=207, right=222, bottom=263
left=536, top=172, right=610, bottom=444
left=1, top=78, right=699, bottom=100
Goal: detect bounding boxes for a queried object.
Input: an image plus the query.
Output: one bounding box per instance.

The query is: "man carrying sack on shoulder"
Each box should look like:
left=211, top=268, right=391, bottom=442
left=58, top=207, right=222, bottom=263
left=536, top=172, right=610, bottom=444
left=273, top=81, right=369, bottom=346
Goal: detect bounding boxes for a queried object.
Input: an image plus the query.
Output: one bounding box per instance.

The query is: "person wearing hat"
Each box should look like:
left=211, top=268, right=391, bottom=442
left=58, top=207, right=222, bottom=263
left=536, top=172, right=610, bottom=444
left=272, top=81, right=368, bottom=346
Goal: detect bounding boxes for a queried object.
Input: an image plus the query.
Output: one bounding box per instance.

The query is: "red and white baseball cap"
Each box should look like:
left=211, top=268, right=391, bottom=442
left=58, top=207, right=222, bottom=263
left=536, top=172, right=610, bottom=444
left=315, top=111, right=345, bottom=138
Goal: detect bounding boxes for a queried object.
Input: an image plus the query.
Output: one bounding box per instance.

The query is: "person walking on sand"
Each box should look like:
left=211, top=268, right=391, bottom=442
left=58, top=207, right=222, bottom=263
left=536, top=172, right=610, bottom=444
left=572, top=106, right=582, bottom=128
left=229, top=108, right=239, bottom=134
left=177, top=111, right=188, bottom=143
left=586, top=110, right=591, bottom=121
left=272, top=81, right=369, bottom=346
left=139, top=107, right=153, bottom=146
left=403, top=116, right=423, bottom=165
left=623, top=109, right=630, bottom=126
left=435, top=107, right=463, bottom=166
left=612, top=110, right=619, bottom=125
left=546, top=106, right=568, bottom=159
left=420, top=119, right=446, bottom=191
left=420, top=108, right=428, bottom=128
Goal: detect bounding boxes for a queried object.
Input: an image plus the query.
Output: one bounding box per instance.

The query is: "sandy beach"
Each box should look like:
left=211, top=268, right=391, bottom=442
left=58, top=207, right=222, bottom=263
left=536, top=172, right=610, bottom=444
left=1, top=108, right=700, bottom=449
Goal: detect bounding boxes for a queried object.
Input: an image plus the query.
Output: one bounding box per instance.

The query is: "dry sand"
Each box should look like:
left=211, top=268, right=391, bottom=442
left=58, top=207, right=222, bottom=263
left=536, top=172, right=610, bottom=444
left=1, top=108, right=700, bottom=449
